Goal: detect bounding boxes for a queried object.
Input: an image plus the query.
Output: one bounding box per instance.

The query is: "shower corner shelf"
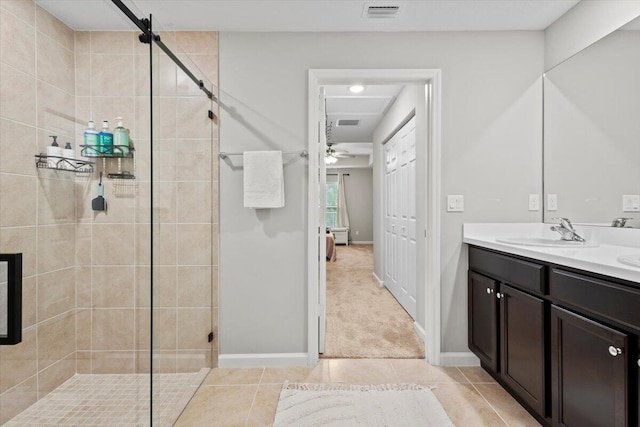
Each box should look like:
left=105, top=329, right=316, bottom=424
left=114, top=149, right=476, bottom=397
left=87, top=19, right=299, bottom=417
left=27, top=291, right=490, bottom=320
left=34, top=153, right=94, bottom=175
left=80, top=144, right=135, bottom=159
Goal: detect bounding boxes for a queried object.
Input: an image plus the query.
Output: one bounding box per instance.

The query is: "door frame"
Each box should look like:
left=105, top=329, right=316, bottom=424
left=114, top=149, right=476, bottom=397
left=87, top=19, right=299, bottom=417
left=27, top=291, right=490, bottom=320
left=307, top=69, right=442, bottom=365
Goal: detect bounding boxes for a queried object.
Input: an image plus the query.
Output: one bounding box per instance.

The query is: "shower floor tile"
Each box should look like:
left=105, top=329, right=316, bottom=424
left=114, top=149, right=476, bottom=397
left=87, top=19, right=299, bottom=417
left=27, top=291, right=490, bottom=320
left=4, top=369, right=208, bottom=426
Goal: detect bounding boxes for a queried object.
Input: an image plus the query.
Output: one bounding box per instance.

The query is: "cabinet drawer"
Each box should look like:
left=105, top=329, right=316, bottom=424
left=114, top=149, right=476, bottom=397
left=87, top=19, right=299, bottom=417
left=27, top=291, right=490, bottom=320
left=469, top=247, right=545, bottom=294
left=550, top=268, right=640, bottom=331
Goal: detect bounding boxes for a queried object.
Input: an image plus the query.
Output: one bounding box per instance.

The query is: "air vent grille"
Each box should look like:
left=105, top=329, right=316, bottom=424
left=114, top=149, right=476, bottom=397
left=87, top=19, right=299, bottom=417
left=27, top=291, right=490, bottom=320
left=364, top=4, right=401, bottom=19
left=336, top=119, right=360, bottom=127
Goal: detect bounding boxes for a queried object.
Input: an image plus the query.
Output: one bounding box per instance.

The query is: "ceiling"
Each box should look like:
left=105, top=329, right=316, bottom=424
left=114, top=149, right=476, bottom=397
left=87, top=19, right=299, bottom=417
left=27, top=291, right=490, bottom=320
left=36, top=0, right=580, bottom=32
left=325, top=85, right=403, bottom=168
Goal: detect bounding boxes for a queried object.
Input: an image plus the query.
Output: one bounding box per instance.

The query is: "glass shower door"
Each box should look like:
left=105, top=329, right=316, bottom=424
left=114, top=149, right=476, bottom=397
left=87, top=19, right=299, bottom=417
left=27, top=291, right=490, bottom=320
left=148, top=15, right=216, bottom=426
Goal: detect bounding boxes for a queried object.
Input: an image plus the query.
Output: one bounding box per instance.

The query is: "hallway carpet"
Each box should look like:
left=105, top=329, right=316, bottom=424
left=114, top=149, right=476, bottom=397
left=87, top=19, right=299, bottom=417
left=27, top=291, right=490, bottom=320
left=322, top=245, right=425, bottom=359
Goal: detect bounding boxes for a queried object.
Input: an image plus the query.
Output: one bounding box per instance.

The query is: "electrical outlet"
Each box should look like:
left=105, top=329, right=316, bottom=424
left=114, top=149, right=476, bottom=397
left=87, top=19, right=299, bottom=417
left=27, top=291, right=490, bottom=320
left=623, top=195, right=640, bottom=212
left=528, top=194, right=540, bottom=211
left=547, top=194, right=558, bottom=211
left=447, top=195, right=464, bottom=212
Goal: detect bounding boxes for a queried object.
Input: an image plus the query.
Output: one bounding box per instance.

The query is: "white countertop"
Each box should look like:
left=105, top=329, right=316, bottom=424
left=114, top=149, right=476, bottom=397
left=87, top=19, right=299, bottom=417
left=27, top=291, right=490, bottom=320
left=463, top=223, right=640, bottom=284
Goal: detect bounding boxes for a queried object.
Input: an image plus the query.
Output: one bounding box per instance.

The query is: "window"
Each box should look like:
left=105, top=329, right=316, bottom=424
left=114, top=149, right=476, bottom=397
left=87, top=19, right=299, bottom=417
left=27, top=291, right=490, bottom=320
left=326, top=182, right=338, bottom=228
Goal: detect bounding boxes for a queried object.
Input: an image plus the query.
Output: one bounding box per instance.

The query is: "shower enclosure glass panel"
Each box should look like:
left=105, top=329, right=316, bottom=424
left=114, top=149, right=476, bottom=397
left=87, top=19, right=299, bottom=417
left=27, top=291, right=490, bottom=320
left=147, top=12, right=216, bottom=427
left=0, top=0, right=215, bottom=424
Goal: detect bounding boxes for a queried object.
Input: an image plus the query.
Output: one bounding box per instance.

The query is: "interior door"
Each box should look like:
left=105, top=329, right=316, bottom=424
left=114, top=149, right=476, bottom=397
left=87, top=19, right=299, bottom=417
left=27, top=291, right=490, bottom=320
left=318, top=87, right=327, bottom=353
left=383, top=116, right=417, bottom=319
left=384, top=135, right=398, bottom=296
left=400, top=116, right=417, bottom=318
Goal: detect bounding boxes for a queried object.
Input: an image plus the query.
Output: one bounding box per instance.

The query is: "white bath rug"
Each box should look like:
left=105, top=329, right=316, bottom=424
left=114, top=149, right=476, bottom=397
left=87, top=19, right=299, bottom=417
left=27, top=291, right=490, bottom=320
left=273, top=383, right=455, bottom=427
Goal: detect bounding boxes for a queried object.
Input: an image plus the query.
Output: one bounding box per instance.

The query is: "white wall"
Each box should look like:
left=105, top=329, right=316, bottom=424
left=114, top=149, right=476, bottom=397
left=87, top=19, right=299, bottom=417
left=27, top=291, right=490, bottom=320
left=545, top=0, right=640, bottom=70
left=327, top=168, right=374, bottom=242
left=219, top=31, right=543, bottom=357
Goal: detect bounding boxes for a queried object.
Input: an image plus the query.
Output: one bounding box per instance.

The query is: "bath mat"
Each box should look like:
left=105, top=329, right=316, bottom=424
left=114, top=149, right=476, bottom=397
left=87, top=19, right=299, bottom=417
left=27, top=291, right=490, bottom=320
left=273, top=383, right=454, bottom=427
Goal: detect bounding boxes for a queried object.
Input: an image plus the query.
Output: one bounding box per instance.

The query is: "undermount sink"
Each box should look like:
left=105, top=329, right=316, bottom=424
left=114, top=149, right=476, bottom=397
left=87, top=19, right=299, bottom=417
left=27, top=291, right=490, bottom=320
left=496, top=237, right=599, bottom=248
left=617, top=255, right=640, bottom=268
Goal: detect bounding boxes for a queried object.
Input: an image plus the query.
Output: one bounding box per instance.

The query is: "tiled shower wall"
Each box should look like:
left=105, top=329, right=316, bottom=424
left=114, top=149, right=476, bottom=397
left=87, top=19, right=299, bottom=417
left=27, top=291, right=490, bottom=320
left=0, top=1, right=77, bottom=423
left=73, top=30, right=219, bottom=375
left=0, top=0, right=219, bottom=421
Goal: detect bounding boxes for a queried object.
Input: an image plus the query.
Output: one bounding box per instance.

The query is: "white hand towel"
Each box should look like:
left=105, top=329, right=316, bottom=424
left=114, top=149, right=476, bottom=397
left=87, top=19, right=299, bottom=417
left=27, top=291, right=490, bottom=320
left=243, top=151, right=285, bottom=208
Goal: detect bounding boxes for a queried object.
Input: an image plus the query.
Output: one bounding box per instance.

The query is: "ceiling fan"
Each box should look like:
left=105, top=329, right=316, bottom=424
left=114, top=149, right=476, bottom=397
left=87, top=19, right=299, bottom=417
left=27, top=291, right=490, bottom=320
left=325, top=142, right=354, bottom=165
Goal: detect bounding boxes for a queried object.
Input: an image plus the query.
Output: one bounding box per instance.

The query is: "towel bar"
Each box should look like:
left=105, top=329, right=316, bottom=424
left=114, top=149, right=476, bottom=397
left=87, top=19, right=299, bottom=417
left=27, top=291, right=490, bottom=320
left=219, top=150, right=308, bottom=160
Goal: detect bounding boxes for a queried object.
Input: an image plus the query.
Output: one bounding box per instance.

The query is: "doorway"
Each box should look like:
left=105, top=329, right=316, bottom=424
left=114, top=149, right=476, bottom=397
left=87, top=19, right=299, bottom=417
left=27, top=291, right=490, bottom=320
left=321, top=85, right=422, bottom=359
left=307, top=69, right=442, bottom=366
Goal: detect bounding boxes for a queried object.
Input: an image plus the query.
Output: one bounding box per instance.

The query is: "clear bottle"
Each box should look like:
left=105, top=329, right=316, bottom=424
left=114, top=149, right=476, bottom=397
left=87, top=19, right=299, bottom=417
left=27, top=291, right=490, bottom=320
left=83, top=121, right=99, bottom=157
left=99, top=120, right=113, bottom=155
left=113, top=117, right=130, bottom=156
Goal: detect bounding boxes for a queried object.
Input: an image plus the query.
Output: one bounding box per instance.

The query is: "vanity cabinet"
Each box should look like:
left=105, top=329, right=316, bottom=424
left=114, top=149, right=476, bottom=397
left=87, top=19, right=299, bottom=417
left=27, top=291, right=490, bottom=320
left=551, top=305, right=627, bottom=427
left=468, top=271, right=498, bottom=371
left=550, top=268, right=634, bottom=427
left=468, top=247, right=546, bottom=420
left=468, top=246, right=639, bottom=427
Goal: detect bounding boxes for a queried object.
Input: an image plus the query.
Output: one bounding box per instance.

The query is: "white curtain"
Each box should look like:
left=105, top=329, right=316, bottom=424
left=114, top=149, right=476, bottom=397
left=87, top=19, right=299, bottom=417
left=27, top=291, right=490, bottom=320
left=337, top=173, right=350, bottom=228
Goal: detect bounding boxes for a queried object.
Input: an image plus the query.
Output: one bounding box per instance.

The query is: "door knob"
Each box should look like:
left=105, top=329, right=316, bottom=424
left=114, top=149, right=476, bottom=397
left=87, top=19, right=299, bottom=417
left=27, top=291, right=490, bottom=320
left=608, top=346, right=623, bottom=357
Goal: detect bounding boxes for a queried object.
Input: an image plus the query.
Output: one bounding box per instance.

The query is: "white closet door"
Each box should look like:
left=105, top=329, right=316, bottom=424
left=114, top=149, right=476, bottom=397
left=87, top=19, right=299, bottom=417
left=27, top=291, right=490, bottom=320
left=383, top=116, right=417, bottom=320
left=384, top=135, right=399, bottom=296
left=402, top=117, right=417, bottom=318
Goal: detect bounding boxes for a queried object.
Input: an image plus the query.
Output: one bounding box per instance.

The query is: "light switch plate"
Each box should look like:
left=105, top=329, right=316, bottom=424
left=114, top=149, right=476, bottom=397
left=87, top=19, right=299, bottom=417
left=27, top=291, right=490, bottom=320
left=528, top=194, right=540, bottom=211
left=547, top=194, right=558, bottom=211
left=623, top=195, right=640, bottom=212
left=447, top=195, right=464, bottom=212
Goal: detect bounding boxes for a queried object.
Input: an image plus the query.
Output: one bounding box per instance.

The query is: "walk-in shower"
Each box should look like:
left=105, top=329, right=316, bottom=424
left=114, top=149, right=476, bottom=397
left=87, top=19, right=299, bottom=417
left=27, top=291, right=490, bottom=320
left=0, top=0, right=219, bottom=424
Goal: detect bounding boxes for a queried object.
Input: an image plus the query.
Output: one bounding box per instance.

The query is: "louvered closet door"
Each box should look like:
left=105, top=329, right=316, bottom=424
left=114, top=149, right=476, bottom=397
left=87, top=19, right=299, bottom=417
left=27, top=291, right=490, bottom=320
left=383, top=116, right=417, bottom=320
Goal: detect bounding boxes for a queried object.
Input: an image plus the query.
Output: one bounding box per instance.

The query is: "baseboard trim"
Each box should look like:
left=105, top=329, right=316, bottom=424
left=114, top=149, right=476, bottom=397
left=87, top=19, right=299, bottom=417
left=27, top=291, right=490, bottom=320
left=372, top=271, right=384, bottom=287
left=413, top=322, right=426, bottom=342
left=439, top=352, right=480, bottom=367
left=351, top=241, right=373, bottom=245
left=218, top=353, right=309, bottom=368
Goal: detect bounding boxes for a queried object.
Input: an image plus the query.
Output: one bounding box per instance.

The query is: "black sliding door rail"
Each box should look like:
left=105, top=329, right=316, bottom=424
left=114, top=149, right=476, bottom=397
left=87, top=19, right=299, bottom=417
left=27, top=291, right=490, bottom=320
left=111, top=0, right=217, bottom=102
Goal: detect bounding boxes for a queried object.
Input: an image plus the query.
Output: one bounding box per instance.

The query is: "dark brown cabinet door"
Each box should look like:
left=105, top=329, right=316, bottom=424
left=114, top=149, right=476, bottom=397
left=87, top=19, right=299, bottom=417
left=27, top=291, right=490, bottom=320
left=500, top=284, right=545, bottom=418
left=468, top=271, right=498, bottom=372
left=551, top=306, right=628, bottom=427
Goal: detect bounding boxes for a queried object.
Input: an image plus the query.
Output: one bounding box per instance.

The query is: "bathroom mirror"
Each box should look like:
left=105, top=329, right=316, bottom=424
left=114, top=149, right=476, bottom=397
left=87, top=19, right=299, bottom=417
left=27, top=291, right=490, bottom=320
left=0, top=254, right=22, bottom=345
left=543, top=15, right=640, bottom=228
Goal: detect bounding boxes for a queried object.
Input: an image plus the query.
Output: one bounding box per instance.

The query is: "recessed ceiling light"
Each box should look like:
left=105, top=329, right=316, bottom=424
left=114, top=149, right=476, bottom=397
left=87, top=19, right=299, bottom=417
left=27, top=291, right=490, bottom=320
left=348, top=85, right=365, bottom=94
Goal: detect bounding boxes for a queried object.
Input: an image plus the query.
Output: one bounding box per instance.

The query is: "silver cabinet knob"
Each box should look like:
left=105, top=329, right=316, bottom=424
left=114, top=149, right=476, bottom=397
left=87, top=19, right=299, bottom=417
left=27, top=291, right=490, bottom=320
left=486, top=288, right=491, bottom=294
left=496, top=293, right=503, bottom=299
left=637, top=359, right=640, bottom=368
left=608, top=346, right=623, bottom=357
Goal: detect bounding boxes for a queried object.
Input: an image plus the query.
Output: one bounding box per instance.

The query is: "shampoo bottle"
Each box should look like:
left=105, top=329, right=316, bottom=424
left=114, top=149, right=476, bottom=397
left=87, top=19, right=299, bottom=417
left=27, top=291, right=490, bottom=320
left=113, top=117, right=130, bottom=155
left=83, top=121, right=99, bottom=156
left=63, top=142, right=75, bottom=170
left=46, top=135, right=62, bottom=168
left=99, top=120, right=113, bottom=155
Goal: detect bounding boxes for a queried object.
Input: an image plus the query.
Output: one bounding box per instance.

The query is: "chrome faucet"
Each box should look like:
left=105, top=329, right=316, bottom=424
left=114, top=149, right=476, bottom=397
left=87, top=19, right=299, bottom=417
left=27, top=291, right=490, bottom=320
left=550, top=218, right=586, bottom=242
left=611, top=217, right=632, bottom=228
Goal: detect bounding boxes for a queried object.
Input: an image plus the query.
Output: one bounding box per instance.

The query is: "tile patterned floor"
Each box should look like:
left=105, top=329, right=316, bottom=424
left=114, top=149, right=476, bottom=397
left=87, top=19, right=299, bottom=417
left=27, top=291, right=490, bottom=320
left=3, top=369, right=208, bottom=426
left=176, top=359, right=542, bottom=427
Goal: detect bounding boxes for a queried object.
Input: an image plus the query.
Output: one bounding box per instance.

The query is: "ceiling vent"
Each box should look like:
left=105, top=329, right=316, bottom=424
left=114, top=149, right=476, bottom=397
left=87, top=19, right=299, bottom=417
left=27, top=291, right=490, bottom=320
left=336, top=119, right=360, bottom=127
left=363, top=4, right=402, bottom=19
